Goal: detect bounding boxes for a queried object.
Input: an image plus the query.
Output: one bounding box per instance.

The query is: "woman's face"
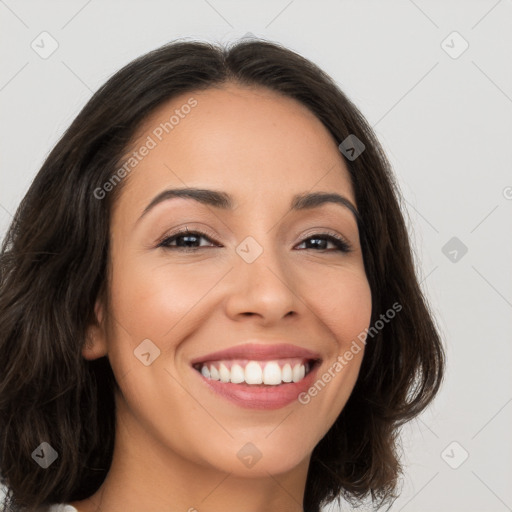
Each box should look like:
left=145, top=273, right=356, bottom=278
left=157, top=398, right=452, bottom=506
left=85, top=83, right=372, bottom=478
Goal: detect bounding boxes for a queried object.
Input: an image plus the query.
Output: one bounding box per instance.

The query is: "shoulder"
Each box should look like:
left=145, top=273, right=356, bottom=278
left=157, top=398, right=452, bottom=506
left=47, top=505, right=78, bottom=512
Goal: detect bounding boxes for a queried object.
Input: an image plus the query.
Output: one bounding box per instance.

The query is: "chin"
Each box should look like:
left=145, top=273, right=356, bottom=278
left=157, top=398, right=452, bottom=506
left=194, top=433, right=314, bottom=478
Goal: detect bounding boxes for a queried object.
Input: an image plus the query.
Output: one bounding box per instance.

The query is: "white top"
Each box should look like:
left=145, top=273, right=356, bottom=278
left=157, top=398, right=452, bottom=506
left=47, top=505, right=78, bottom=512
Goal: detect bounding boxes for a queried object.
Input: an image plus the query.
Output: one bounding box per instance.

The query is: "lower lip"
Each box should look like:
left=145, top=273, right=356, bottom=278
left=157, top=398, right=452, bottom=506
left=193, top=363, right=320, bottom=410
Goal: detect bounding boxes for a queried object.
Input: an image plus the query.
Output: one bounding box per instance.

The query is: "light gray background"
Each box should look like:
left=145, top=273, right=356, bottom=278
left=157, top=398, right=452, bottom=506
left=1, top=1, right=511, bottom=511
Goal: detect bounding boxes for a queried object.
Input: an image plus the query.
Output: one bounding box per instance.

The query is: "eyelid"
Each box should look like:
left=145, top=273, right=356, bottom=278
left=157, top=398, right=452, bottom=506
left=297, top=227, right=353, bottom=249
left=156, top=225, right=221, bottom=247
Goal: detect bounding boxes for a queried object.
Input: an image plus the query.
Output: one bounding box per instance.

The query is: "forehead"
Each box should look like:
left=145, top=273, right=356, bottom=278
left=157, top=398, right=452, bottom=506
left=114, top=83, right=354, bottom=219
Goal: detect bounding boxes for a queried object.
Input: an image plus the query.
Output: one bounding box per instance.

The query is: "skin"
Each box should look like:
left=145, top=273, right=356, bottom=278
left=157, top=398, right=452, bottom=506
left=73, top=83, right=372, bottom=512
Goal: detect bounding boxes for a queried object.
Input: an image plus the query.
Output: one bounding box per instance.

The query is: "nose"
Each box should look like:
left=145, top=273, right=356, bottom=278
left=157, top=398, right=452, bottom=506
left=223, top=241, right=301, bottom=325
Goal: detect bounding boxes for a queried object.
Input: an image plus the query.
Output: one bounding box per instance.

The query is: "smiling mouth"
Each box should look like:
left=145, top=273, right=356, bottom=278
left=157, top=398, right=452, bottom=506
left=192, top=358, right=320, bottom=386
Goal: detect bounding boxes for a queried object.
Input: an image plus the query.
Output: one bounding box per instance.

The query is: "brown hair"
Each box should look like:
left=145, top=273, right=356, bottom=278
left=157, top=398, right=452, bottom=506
left=0, top=38, right=445, bottom=512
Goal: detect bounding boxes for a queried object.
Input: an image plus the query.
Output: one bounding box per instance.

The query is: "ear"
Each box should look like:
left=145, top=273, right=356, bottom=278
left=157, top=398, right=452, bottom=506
left=82, top=296, right=108, bottom=360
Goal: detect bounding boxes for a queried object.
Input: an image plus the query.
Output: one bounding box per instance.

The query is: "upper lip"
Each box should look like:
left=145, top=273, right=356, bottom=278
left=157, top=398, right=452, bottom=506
left=190, top=342, right=322, bottom=365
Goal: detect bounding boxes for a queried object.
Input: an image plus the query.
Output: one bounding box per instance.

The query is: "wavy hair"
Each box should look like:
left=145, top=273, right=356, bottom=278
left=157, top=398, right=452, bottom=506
left=0, top=38, right=445, bottom=512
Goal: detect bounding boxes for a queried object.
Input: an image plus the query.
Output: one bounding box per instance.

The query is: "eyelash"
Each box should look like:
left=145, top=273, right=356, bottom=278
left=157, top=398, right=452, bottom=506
left=157, top=228, right=352, bottom=253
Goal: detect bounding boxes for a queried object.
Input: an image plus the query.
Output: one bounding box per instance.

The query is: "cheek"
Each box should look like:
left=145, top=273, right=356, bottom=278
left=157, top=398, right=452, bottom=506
left=305, top=266, right=372, bottom=347
left=109, top=253, right=220, bottom=338
left=296, top=268, right=371, bottom=431
left=104, top=252, right=228, bottom=384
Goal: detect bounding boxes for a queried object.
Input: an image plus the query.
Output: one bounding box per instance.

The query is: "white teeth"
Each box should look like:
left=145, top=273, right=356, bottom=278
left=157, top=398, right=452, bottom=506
left=219, top=363, right=230, bottom=382
left=198, top=360, right=310, bottom=385
left=245, top=361, right=263, bottom=384
left=263, top=361, right=282, bottom=385
left=230, top=363, right=245, bottom=384
left=292, top=363, right=304, bottom=383
left=282, top=363, right=292, bottom=383
left=209, top=365, right=220, bottom=380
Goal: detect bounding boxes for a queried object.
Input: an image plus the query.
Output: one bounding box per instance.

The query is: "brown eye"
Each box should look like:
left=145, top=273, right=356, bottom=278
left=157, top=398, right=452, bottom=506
left=158, top=229, right=219, bottom=251
left=296, top=233, right=352, bottom=253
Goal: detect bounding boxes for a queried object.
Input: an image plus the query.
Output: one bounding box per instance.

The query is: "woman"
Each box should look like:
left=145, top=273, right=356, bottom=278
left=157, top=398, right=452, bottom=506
left=0, top=38, right=445, bottom=512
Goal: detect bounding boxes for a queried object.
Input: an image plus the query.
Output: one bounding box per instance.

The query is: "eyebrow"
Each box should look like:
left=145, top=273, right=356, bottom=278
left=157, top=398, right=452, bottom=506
left=137, top=187, right=361, bottom=224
